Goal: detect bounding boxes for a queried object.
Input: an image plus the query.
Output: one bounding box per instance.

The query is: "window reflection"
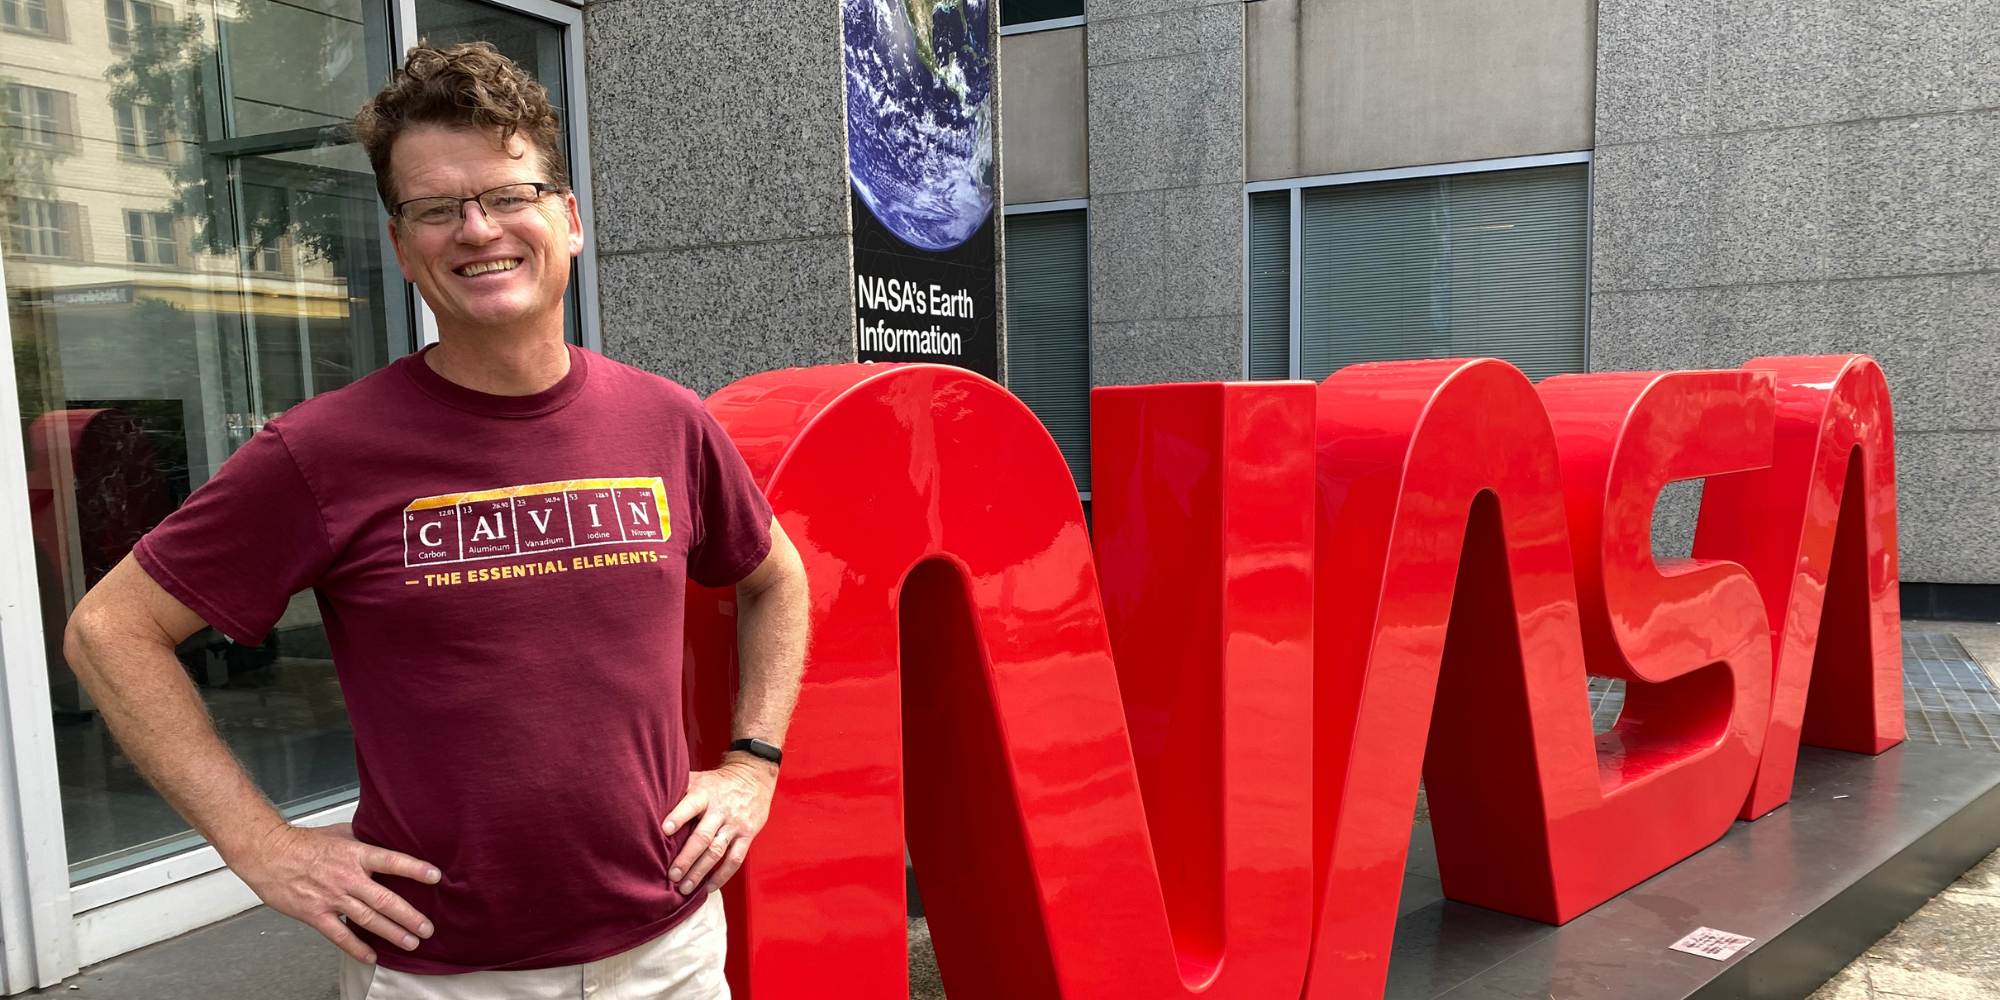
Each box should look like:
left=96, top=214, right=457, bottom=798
left=5, top=0, right=406, bottom=881
left=6, top=0, right=578, bottom=886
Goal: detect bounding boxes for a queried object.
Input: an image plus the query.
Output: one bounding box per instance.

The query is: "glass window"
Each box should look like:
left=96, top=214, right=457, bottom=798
left=8, top=0, right=586, bottom=887
left=217, top=0, right=375, bottom=137
left=103, top=0, right=156, bottom=48
left=123, top=210, right=175, bottom=264
left=241, top=240, right=282, bottom=274
left=5, top=84, right=66, bottom=146
left=112, top=102, right=136, bottom=150
left=1251, top=163, right=1590, bottom=382
left=1245, top=191, right=1290, bottom=379
left=9, top=198, right=72, bottom=257
left=1000, top=0, right=1083, bottom=26
left=113, top=101, right=168, bottom=159
left=2, top=0, right=55, bottom=35
left=417, top=0, right=568, bottom=108
left=8, top=0, right=412, bottom=883
left=1003, top=210, right=1091, bottom=493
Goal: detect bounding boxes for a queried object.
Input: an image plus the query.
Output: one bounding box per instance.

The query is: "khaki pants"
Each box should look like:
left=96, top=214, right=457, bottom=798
left=340, top=891, right=730, bottom=1000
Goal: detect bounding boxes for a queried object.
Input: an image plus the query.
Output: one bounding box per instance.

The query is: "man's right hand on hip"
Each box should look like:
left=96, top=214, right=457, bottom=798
left=230, top=820, right=442, bottom=965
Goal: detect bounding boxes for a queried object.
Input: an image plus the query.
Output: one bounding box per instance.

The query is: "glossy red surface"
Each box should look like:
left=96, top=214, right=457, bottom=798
left=684, top=354, right=1903, bottom=1000
left=1303, top=361, right=1778, bottom=998
left=688, top=365, right=1319, bottom=999
left=1539, top=368, right=1776, bottom=795
left=1695, top=356, right=1905, bottom=819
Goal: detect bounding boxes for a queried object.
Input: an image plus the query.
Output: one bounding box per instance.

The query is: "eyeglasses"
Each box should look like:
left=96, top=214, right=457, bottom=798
left=393, top=182, right=564, bottom=227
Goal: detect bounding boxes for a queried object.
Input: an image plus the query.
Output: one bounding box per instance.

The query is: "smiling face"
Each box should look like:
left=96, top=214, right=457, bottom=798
left=385, top=124, right=583, bottom=339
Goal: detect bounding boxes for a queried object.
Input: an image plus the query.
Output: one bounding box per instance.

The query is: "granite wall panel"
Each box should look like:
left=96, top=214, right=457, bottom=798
left=1085, top=0, right=1245, bottom=387
left=1598, top=0, right=2000, bottom=145
left=583, top=0, right=850, bottom=256
left=1892, top=432, right=2000, bottom=585
left=1593, top=0, right=2000, bottom=583
left=597, top=238, right=855, bottom=397
left=1086, top=9, right=1244, bottom=195
left=1087, top=184, right=1242, bottom=324
left=1591, top=275, right=1997, bottom=435
left=1091, top=314, right=1244, bottom=386
left=583, top=0, right=856, bottom=387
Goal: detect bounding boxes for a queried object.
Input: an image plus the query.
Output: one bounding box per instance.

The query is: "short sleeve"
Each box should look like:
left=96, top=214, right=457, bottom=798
left=132, top=426, right=333, bottom=644
left=686, top=405, right=773, bottom=588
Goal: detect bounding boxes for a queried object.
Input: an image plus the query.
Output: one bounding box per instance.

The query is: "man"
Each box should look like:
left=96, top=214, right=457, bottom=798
left=62, top=42, right=806, bottom=998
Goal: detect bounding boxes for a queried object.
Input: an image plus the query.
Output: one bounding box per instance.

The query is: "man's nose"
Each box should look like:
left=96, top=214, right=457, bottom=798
left=456, top=201, right=503, bottom=241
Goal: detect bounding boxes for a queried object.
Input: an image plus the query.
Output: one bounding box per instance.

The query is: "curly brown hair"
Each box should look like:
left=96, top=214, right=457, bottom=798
left=352, top=42, right=570, bottom=211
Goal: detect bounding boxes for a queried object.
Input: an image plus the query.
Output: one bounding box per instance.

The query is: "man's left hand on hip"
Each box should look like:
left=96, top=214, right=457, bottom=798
left=663, top=753, right=778, bottom=896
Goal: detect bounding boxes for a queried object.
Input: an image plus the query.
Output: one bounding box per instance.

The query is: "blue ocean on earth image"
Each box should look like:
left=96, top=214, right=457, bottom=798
left=843, top=0, right=994, bottom=252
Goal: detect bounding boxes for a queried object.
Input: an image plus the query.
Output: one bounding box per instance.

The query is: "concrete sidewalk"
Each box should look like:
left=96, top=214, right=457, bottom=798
left=32, top=904, right=337, bottom=1000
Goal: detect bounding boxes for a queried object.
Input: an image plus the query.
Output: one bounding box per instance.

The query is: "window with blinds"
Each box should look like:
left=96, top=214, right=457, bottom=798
left=1246, top=191, right=1291, bottom=379
left=1003, top=209, right=1091, bottom=493
left=1249, top=163, right=1588, bottom=382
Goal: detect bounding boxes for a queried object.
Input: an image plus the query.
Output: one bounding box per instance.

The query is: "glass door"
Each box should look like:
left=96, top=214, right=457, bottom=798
left=1, top=0, right=595, bottom=981
left=414, top=0, right=587, bottom=345
left=7, top=0, right=406, bottom=885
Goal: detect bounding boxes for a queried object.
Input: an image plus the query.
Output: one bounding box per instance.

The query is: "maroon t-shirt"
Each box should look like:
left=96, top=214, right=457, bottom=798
left=132, top=344, right=772, bottom=973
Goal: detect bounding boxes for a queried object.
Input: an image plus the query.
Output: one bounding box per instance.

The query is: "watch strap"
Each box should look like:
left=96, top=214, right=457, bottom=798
left=729, top=738, right=783, bottom=766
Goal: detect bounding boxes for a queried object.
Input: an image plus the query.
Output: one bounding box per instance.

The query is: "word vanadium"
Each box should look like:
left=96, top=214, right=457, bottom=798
left=681, top=355, right=1901, bottom=1000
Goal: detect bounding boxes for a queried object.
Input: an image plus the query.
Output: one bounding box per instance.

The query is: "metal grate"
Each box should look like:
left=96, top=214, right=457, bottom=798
left=1585, top=630, right=2000, bottom=752
left=1588, top=676, right=1625, bottom=735
left=1903, top=630, right=2000, bottom=752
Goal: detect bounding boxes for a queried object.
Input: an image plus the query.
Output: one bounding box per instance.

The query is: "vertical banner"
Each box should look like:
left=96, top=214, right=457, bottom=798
left=841, top=0, right=999, bottom=378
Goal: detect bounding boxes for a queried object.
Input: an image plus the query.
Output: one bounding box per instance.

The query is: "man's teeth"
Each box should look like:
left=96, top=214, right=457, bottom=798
left=458, top=259, right=521, bottom=276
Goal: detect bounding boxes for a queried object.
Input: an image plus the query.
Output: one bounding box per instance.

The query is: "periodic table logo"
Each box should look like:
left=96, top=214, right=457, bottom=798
left=403, top=477, right=671, bottom=568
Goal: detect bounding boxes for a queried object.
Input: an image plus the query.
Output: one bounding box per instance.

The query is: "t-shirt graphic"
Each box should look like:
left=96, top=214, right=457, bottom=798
left=404, top=477, right=670, bottom=567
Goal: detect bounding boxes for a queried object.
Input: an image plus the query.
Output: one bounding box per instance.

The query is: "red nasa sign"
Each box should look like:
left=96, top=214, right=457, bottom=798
left=683, top=355, right=1901, bottom=999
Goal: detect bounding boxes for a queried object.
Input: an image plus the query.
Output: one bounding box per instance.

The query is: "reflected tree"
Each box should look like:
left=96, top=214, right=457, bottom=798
left=103, top=6, right=361, bottom=266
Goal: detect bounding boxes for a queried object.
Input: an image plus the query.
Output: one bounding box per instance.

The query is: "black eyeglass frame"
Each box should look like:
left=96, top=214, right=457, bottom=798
left=391, top=181, right=568, bottom=224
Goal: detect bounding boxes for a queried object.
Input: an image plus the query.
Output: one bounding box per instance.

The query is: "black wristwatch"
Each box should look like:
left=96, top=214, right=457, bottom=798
left=729, top=738, right=783, bottom=767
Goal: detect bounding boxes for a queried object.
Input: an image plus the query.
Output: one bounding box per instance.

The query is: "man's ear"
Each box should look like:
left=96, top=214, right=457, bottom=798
left=565, top=191, right=583, bottom=258
left=386, top=214, right=417, bottom=283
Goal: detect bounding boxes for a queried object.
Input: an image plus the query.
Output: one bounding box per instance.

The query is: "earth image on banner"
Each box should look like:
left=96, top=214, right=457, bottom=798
left=843, top=0, right=994, bottom=252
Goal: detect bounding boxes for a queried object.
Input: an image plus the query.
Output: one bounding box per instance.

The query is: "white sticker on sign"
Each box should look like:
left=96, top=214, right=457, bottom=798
left=1669, top=927, right=1755, bottom=961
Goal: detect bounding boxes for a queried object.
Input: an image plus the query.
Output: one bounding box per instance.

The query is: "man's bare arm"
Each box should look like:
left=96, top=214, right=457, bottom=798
left=65, top=556, right=441, bottom=964
left=664, top=516, right=809, bottom=894
left=727, top=516, right=809, bottom=749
